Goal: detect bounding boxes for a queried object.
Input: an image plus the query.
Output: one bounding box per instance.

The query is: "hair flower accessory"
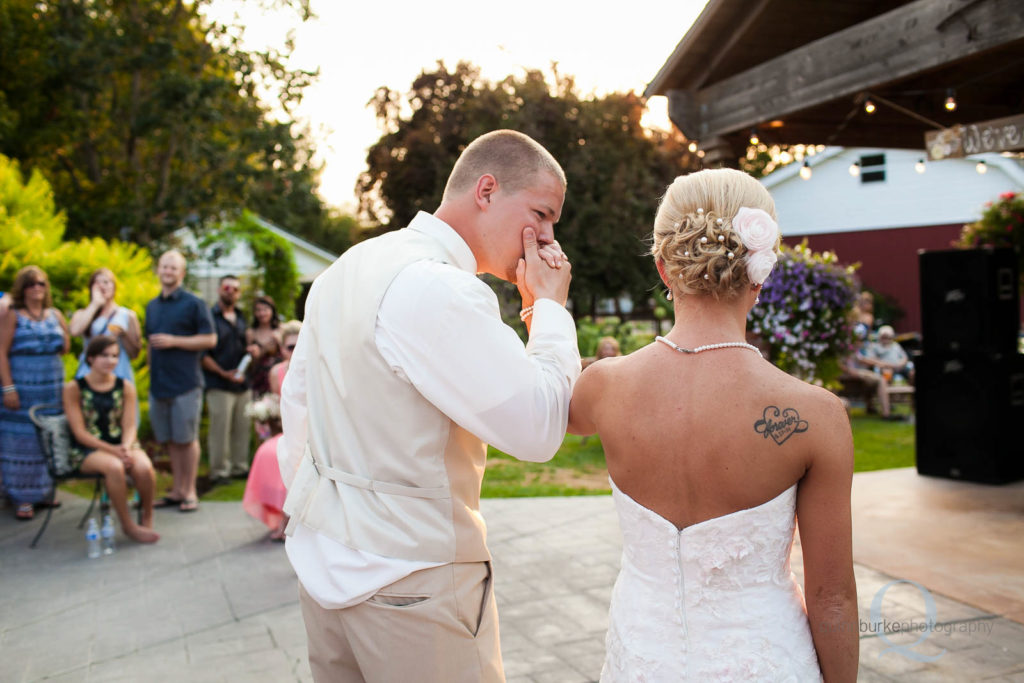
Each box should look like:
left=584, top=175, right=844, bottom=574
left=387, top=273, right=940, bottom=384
left=733, top=207, right=780, bottom=285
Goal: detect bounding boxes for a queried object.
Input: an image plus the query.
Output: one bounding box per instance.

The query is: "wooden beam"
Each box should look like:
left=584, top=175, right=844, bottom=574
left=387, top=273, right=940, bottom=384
left=669, top=0, right=1024, bottom=141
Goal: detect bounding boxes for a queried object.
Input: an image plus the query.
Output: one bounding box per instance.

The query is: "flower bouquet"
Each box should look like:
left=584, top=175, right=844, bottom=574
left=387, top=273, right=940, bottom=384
left=245, top=393, right=281, bottom=440
left=957, top=191, right=1024, bottom=291
left=747, top=240, right=859, bottom=388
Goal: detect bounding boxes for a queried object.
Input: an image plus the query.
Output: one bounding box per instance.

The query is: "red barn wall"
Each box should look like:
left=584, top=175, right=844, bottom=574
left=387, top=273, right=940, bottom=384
left=783, top=224, right=964, bottom=333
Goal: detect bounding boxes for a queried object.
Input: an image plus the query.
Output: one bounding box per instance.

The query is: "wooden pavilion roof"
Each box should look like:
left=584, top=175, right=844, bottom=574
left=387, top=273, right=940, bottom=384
left=644, top=0, right=1024, bottom=160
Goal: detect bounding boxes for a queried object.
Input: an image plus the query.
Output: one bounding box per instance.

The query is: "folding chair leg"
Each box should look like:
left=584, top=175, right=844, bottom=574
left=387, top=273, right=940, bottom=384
left=78, top=479, right=103, bottom=529
left=30, top=488, right=58, bottom=549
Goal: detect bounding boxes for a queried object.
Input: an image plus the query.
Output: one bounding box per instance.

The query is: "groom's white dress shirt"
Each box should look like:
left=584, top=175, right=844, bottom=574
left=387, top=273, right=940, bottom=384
left=279, top=212, right=580, bottom=609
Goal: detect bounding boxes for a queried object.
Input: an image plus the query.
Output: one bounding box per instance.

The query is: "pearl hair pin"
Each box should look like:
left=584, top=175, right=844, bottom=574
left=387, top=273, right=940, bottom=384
left=700, top=236, right=708, bottom=244
left=696, top=208, right=704, bottom=215
left=728, top=252, right=735, bottom=259
left=718, top=235, right=725, bottom=242
left=655, top=336, right=762, bottom=356
left=716, top=218, right=724, bottom=226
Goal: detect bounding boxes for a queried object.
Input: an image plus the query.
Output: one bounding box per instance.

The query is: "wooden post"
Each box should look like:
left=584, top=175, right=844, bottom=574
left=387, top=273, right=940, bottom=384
left=700, top=136, right=741, bottom=169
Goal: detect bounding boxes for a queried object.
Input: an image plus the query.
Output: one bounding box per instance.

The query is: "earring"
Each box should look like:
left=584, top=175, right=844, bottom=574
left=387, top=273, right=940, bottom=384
left=666, top=289, right=673, bottom=301
left=755, top=296, right=760, bottom=305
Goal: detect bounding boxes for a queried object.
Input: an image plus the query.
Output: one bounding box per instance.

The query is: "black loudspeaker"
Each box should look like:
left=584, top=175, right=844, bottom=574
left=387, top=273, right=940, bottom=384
left=915, top=352, right=1024, bottom=484
left=918, top=247, right=1019, bottom=355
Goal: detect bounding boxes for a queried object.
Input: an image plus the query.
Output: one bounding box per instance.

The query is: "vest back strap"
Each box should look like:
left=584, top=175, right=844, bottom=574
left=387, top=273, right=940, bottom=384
left=311, top=456, right=450, bottom=500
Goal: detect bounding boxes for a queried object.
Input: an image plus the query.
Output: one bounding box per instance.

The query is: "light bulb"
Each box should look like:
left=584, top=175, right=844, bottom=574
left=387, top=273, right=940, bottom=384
left=915, top=159, right=926, bottom=174
left=849, top=162, right=860, bottom=177
left=976, top=160, right=987, bottom=174
left=799, top=161, right=812, bottom=180
left=749, top=129, right=759, bottom=145
left=944, top=89, right=957, bottom=112
left=688, top=141, right=698, bottom=153
left=864, top=99, right=876, bottom=114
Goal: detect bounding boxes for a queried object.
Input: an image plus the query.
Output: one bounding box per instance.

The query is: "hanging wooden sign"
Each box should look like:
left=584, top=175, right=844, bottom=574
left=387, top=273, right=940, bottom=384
left=925, top=113, right=1024, bottom=160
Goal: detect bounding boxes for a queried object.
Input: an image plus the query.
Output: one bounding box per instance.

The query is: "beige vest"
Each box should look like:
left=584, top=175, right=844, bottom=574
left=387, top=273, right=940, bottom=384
left=282, top=225, right=490, bottom=563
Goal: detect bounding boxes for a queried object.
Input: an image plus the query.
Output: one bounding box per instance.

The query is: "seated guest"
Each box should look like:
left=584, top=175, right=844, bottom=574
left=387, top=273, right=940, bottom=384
left=242, top=320, right=301, bottom=541
left=839, top=325, right=891, bottom=418
left=861, top=325, right=914, bottom=384
left=582, top=335, right=622, bottom=370
left=63, top=335, right=159, bottom=543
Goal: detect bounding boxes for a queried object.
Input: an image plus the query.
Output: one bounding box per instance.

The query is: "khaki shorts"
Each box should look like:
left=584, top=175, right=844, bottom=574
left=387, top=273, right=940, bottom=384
left=149, top=387, right=203, bottom=444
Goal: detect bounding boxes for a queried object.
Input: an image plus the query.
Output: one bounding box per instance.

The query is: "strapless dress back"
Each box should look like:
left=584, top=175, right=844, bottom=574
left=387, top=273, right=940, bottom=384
left=601, top=479, right=822, bottom=682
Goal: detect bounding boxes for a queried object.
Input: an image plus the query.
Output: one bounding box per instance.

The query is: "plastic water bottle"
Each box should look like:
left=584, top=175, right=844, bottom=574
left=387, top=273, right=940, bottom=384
left=86, top=518, right=101, bottom=559
left=234, top=353, right=253, bottom=379
left=101, top=513, right=116, bottom=555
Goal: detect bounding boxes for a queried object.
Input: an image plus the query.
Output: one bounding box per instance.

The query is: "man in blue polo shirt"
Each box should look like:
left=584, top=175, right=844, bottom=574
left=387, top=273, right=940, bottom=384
left=145, top=250, right=216, bottom=512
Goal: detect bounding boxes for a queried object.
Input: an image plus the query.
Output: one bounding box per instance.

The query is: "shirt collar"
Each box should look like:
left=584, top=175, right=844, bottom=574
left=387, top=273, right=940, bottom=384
left=161, top=286, right=183, bottom=301
left=406, top=211, right=477, bottom=274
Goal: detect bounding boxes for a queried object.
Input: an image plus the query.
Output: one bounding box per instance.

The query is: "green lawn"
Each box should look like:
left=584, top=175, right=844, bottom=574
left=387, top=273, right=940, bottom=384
left=61, top=408, right=916, bottom=502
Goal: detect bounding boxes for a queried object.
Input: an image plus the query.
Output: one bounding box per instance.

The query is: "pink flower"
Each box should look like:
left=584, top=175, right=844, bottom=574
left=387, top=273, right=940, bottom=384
left=1000, top=191, right=1017, bottom=200
left=746, top=250, right=778, bottom=285
left=733, top=207, right=779, bottom=284
left=733, top=207, right=779, bottom=252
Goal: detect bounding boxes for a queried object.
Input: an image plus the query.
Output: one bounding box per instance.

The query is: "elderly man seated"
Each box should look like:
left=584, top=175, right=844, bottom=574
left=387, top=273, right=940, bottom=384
left=861, top=325, right=915, bottom=384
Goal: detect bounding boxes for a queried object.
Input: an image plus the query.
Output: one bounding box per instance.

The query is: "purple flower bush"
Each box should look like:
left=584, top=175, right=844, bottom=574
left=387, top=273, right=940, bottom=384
left=748, top=240, right=859, bottom=387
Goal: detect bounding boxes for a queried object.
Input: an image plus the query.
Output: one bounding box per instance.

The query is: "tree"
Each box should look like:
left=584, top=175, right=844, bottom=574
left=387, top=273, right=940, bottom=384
left=357, top=62, right=698, bottom=316
left=0, top=153, right=158, bottom=329
left=0, top=0, right=331, bottom=246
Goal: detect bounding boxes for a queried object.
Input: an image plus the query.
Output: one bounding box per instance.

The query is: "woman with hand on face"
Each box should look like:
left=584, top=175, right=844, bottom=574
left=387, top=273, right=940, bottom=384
left=570, top=170, right=857, bottom=682
left=63, top=335, right=159, bottom=543
left=69, top=268, right=142, bottom=382
left=0, top=266, right=70, bottom=521
left=245, top=295, right=282, bottom=398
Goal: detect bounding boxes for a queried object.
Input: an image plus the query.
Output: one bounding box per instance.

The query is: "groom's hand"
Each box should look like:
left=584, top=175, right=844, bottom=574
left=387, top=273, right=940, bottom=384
left=516, top=227, right=571, bottom=307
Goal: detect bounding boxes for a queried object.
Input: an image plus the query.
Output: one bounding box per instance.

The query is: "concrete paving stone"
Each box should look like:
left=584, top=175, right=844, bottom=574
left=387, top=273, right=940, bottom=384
left=530, top=665, right=592, bottom=683
left=502, top=650, right=566, bottom=678
left=855, top=667, right=900, bottom=682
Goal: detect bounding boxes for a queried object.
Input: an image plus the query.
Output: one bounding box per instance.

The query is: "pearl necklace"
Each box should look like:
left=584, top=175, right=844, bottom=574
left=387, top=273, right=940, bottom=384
left=655, top=335, right=762, bottom=356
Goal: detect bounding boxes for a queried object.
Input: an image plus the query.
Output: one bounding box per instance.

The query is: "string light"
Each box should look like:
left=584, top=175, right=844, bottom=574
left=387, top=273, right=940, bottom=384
left=799, top=160, right=812, bottom=180
left=976, top=160, right=987, bottom=174
left=749, top=129, right=759, bottom=145
left=688, top=141, right=698, bottom=153
left=915, top=159, right=926, bottom=174
left=864, top=99, right=876, bottom=114
left=848, top=161, right=861, bottom=177
left=944, top=89, right=957, bottom=112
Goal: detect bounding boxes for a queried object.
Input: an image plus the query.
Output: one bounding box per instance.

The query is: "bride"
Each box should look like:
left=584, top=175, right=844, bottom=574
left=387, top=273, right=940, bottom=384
left=569, top=169, right=858, bottom=681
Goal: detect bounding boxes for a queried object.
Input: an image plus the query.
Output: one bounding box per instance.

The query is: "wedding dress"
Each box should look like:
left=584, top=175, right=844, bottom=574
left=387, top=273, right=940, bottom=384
left=601, top=478, right=822, bottom=682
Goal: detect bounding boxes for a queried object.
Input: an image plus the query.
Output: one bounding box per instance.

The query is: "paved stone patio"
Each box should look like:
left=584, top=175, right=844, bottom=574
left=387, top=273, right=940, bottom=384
left=1, top=469, right=1022, bottom=681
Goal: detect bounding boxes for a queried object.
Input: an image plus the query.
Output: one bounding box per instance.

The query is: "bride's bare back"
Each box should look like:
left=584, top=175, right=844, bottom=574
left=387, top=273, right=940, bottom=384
left=570, top=341, right=846, bottom=530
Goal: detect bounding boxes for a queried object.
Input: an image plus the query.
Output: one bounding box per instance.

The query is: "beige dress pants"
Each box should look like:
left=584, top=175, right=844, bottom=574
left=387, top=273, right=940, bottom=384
left=299, top=561, right=504, bottom=683
left=205, top=388, right=251, bottom=479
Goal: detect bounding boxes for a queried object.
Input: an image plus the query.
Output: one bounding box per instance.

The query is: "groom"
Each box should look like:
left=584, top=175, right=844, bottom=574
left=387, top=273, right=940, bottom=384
left=278, top=130, right=581, bottom=682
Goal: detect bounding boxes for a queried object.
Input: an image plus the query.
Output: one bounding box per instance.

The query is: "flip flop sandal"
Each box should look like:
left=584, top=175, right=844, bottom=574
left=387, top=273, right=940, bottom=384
left=15, top=503, right=34, bottom=520
left=154, top=496, right=184, bottom=508
left=179, top=498, right=199, bottom=513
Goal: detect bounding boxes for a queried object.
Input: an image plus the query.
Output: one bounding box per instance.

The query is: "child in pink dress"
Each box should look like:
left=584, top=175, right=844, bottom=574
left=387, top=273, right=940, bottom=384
left=242, top=321, right=300, bottom=541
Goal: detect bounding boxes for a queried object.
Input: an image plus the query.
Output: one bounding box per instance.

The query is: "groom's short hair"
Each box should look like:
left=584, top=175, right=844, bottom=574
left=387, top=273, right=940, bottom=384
left=442, top=130, right=566, bottom=202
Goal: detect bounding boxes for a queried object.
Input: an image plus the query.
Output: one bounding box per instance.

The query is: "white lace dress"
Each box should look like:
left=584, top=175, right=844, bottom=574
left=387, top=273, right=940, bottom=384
left=601, top=479, right=822, bottom=682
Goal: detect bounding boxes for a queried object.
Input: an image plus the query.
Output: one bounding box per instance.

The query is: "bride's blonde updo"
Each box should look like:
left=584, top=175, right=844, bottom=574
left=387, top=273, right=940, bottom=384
left=651, top=168, right=779, bottom=299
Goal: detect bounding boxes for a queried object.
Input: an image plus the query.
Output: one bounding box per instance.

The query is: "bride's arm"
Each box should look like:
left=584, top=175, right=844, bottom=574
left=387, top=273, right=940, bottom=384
left=796, top=392, right=858, bottom=682
left=567, top=359, right=606, bottom=435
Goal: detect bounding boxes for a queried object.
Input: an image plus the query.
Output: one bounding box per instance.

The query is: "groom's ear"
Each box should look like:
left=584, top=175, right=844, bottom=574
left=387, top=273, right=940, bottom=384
left=474, top=174, right=498, bottom=210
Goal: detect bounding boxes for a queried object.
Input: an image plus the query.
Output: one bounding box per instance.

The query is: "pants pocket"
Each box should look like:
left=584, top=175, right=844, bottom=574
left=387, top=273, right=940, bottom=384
left=366, top=593, right=430, bottom=607
left=455, top=561, right=491, bottom=638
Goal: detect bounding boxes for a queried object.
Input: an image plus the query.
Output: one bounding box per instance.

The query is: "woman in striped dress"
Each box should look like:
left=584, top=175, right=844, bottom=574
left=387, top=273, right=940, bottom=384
left=0, top=266, right=70, bottom=520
